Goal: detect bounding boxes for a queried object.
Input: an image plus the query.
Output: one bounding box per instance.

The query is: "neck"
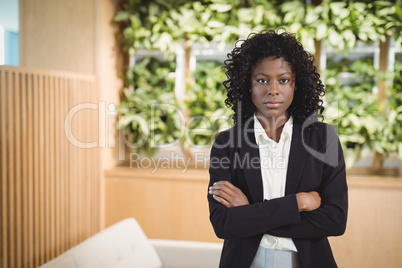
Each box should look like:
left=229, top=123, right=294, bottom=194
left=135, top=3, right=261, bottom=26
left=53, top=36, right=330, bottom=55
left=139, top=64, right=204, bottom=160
left=256, top=115, right=289, bottom=143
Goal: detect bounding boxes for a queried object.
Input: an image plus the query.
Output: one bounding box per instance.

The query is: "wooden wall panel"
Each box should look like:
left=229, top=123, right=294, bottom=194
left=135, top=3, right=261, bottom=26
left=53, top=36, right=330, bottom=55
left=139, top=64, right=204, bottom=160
left=105, top=167, right=220, bottom=243
left=0, top=66, right=100, bottom=267
left=19, top=0, right=96, bottom=74
left=329, top=177, right=402, bottom=268
left=18, top=0, right=124, bottom=232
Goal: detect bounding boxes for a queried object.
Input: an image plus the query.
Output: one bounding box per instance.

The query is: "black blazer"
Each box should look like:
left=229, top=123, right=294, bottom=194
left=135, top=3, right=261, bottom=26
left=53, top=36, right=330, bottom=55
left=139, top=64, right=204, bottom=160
left=208, top=118, right=348, bottom=268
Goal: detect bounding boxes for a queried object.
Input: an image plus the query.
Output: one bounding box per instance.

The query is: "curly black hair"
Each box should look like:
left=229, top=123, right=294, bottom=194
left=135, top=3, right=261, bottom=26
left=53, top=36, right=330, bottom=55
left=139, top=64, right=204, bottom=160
left=223, top=29, right=325, bottom=125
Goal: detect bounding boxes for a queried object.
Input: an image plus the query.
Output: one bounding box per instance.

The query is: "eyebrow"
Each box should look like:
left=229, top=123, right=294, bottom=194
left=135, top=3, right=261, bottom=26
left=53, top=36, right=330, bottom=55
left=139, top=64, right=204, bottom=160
left=253, top=72, right=294, bottom=77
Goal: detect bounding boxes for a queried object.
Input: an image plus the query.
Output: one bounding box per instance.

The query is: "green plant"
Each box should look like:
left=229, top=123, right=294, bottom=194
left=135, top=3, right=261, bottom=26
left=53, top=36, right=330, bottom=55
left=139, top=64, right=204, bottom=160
left=276, top=0, right=400, bottom=52
left=371, top=0, right=402, bottom=44
left=114, top=0, right=246, bottom=56
left=389, top=54, right=402, bottom=109
left=324, top=56, right=377, bottom=166
left=117, top=58, right=182, bottom=156
left=115, top=0, right=400, bottom=54
left=114, top=0, right=401, bottom=161
left=184, top=61, right=233, bottom=148
left=116, top=58, right=234, bottom=156
left=324, top=55, right=402, bottom=167
left=384, top=56, right=402, bottom=160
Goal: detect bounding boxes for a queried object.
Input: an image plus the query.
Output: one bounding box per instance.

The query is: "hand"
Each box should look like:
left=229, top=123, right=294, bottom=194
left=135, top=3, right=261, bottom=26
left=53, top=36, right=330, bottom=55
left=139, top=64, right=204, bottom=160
left=296, top=191, right=321, bottom=212
left=209, top=181, right=249, bottom=208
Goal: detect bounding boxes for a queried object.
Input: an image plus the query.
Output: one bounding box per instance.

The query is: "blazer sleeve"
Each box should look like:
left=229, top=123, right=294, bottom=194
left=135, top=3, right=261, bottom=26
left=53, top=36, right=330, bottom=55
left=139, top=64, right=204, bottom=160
left=268, top=125, right=348, bottom=239
left=208, top=130, right=301, bottom=239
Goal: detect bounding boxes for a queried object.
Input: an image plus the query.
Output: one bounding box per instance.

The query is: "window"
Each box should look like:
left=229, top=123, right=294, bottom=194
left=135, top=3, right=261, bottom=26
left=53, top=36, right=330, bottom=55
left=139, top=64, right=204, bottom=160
left=0, top=0, right=19, bottom=66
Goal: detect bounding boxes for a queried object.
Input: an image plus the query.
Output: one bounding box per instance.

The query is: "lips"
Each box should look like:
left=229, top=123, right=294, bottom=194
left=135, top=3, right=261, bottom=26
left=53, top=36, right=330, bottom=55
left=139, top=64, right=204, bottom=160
left=264, top=101, right=282, bottom=108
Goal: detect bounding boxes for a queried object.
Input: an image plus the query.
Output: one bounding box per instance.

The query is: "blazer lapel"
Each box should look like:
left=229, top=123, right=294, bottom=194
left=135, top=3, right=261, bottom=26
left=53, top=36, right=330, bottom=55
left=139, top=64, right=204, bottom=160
left=285, top=123, right=309, bottom=195
left=238, top=118, right=264, bottom=203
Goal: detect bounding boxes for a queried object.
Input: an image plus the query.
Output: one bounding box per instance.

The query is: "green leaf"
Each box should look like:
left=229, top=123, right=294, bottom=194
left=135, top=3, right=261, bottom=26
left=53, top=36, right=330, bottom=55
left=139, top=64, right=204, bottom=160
left=329, top=2, right=346, bottom=16
left=344, top=30, right=356, bottom=48
left=358, top=32, right=368, bottom=41
left=316, top=22, right=327, bottom=40
left=306, top=10, right=318, bottom=24
left=114, top=11, right=131, bottom=22
left=207, top=20, right=225, bottom=28
left=254, top=5, right=264, bottom=25
left=328, top=29, right=341, bottom=47
left=209, top=4, right=232, bottom=13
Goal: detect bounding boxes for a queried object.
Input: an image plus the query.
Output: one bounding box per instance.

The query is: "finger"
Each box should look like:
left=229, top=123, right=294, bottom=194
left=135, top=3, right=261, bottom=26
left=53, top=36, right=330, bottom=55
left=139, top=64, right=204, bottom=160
left=218, top=181, right=243, bottom=195
left=209, top=188, right=234, bottom=199
left=310, top=191, right=320, bottom=197
left=209, top=184, right=229, bottom=192
left=214, top=181, right=235, bottom=189
left=222, top=181, right=237, bottom=190
left=213, top=195, right=231, bottom=208
left=209, top=188, right=233, bottom=203
left=209, top=184, right=230, bottom=193
left=210, top=182, right=238, bottom=196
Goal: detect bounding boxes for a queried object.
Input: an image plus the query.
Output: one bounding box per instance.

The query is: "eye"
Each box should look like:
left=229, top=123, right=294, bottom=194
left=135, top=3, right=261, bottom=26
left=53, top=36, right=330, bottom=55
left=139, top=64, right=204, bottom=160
left=257, top=79, right=267, bottom=84
left=280, top=78, right=290, bottom=84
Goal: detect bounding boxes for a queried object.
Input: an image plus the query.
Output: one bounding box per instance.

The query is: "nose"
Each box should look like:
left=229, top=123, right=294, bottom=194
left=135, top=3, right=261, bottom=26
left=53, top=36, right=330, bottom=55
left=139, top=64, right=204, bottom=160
left=267, top=80, right=279, bottom=96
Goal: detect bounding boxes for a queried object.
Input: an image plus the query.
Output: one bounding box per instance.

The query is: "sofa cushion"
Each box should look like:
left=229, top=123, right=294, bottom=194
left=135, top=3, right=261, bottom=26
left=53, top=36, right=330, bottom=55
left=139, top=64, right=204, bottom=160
left=39, top=257, right=77, bottom=268
left=150, top=239, right=222, bottom=268
left=40, top=218, right=162, bottom=268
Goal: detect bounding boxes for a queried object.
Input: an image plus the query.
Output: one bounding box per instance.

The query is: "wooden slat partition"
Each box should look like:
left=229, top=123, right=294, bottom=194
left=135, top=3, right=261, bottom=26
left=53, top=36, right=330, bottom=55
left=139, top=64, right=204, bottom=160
left=0, top=66, right=100, bottom=268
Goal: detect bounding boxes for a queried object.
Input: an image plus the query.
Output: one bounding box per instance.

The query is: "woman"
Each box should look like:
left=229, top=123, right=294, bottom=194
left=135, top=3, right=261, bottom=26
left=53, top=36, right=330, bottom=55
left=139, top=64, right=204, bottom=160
left=208, top=30, right=348, bottom=268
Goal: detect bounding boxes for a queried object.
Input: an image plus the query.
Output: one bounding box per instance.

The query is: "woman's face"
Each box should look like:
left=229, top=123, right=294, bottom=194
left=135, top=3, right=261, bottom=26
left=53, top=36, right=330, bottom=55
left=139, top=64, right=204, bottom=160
left=250, top=56, right=295, bottom=122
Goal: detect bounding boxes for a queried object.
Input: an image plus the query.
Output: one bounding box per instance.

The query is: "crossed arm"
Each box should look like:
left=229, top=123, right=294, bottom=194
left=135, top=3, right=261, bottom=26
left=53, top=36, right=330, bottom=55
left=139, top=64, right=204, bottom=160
left=208, top=176, right=347, bottom=240
left=209, top=180, right=321, bottom=212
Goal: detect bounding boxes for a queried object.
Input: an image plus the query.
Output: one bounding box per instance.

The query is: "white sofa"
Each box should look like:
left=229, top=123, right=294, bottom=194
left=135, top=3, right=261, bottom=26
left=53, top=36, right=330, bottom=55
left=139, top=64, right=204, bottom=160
left=40, top=218, right=222, bottom=268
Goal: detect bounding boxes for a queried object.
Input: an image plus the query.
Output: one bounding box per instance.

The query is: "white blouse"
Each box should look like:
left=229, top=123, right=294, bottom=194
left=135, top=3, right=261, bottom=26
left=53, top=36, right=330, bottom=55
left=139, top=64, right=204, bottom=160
left=254, top=114, right=298, bottom=252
